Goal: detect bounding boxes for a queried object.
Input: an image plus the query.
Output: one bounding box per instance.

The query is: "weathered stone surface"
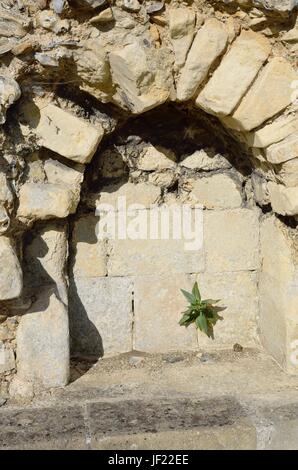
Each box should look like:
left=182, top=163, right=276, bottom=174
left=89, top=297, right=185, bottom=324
left=107, top=208, right=205, bottom=276
left=245, top=115, right=298, bottom=148
left=22, top=103, right=103, bottom=164
left=223, top=58, right=297, bottom=131
left=169, top=8, right=196, bottom=68
left=0, top=237, right=22, bottom=301
left=44, top=158, right=84, bottom=187
left=176, top=18, right=228, bottom=102
left=251, top=173, right=270, bottom=206
left=0, top=342, right=15, bottom=374
left=260, top=216, right=298, bottom=373
left=276, top=158, right=298, bottom=187
left=265, top=133, right=298, bottom=164
left=253, top=0, right=298, bottom=12
left=268, top=182, right=298, bottom=216
left=69, top=277, right=133, bottom=357
left=196, top=272, right=259, bottom=349
left=93, top=181, right=161, bottom=209
left=109, top=42, right=170, bottom=114
left=134, top=274, right=198, bottom=352
left=72, top=215, right=107, bottom=278
left=137, top=145, right=176, bottom=171
left=204, top=209, right=260, bottom=272
left=187, top=173, right=243, bottom=209
left=180, top=149, right=231, bottom=171
left=16, top=289, right=70, bottom=388
left=0, top=171, right=13, bottom=207
left=0, top=404, right=86, bottom=449
left=196, top=31, right=270, bottom=117
left=24, top=223, right=68, bottom=303
left=17, top=183, right=79, bottom=221
left=0, top=76, right=21, bottom=124
left=89, top=7, right=114, bottom=23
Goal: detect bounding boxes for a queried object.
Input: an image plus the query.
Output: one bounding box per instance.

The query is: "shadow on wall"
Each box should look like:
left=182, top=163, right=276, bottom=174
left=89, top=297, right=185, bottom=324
left=23, top=223, right=103, bottom=373
left=68, top=215, right=104, bottom=362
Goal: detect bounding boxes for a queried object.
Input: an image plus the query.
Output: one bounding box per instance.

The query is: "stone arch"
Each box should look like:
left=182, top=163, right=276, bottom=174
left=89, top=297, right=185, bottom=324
left=0, top=0, right=297, bottom=396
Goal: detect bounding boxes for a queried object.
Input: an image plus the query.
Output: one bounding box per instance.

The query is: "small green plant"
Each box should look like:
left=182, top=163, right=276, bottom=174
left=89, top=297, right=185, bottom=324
left=179, top=282, right=225, bottom=339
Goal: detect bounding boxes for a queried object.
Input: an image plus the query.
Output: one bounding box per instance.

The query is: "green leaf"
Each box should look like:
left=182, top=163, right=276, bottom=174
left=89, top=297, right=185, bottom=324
left=181, top=289, right=196, bottom=304
left=202, top=299, right=220, bottom=305
left=195, top=313, right=208, bottom=334
left=192, top=282, right=201, bottom=301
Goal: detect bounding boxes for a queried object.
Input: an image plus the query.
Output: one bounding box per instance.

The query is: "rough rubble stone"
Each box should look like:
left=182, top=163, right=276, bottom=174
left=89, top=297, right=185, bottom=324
left=268, top=182, right=298, bottom=216
left=0, top=76, right=21, bottom=124
left=0, top=237, right=23, bottom=301
left=180, top=149, right=231, bottom=171
left=17, top=183, right=79, bottom=221
left=260, top=216, right=298, bottom=374
left=196, top=31, right=271, bottom=117
left=204, top=209, right=260, bottom=272
left=169, top=8, right=196, bottom=68
left=16, top=289, right=70, bottom=388
left=187, top=173, right=243, bottom=209
left=0, top=342, right=15, bottom=374
left=22, top=103, right=104, bottom=164
left=93, top=181, right=161, bottom=209
left=223, top=58, right=297, bottom=131
left=134, top=274, right=198, bottom=352
left=137, top=145, right=176, bottom=171
left=109, top=42, right=170, bottom=114
left=245, top=115, right=298, bottom=148
left=265, top=134, right=298, bottom=164
left=276, top=158, right=298, bottom=187
left=176, top=18, right=228, bottom=102
left=69, top=277, right=133, bottom=357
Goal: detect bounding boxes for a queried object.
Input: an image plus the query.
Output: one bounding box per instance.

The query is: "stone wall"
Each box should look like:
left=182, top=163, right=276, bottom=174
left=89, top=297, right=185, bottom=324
left=0, top=0, right=297, bottom=396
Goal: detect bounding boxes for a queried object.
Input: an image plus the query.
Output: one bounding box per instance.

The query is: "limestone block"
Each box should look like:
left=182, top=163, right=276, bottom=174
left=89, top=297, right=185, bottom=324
left=276, top=158, right=298, bottom=187
left=251, top=173, right=270, bottom=206
left=268, top=182, right=298, bottom=216
left=107, top=207, right=205, bottom=276
left=180, top=149, right=231, bottom=171
left=204, top=209, right=260, bottom=272
left=69, top=277, right=133, bottom=357
left=260, top=216, right=298, bottom=373
left=169, top=8, right=196, bottom=68
left=0, top=237, right=22, bottom=301
left=137, top=145, right=176, bottom=171
left=176, top=18, right=228, bottom=102
left=196, top=31, right=270, bottom=116
left=94, top=181, right=161, bottom=209
left=0, top=341, right=15, bottom=374
left=134, top=274, right=198, bottom=352
left=22, top=103, right=103, bottom=164
left=0, top=171, right=13, bottom=206
left=245, top=115, right=298, bottom=148
left=109, top=42, right=169, bottom=114
left=196, top=272, right=259, bottom=350
left=187, top=173, right=243, bottom=209
left=24, top=223, right=68, bottom=303
left=223, top=58, right=297, bottom=131
left=0, top=76, right=21, bottom=124
left=17, top=183, right=79, bottom=221
left=265, top=134, right=298, bottom=164
left=16, top=289, right=70, bottom=388
left=72, top=215, right=107, bottom=278
left=44, top=158, right=84, bottom=187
